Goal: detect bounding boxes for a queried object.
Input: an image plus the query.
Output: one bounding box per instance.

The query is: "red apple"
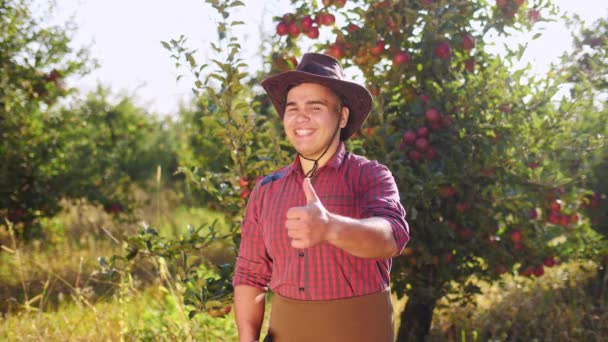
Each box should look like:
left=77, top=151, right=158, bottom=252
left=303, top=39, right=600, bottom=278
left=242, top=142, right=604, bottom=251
left=494, top=264, right=508, bottom=275
left=528, top=9, right=541, bottom=22
left=430, top=123, right=442, bottom=131
left=425, top=147, right=437, bottom=160
left=465, top=58, right=475, bottom=72
left=528, top=208, right=539, bottom=219
left=334, top=0, right=346, bottom=8
left=548, top=212, right=561, bottom=225
left=434, top=42, right=452, bottom=59
left=370, top=41, right=385, bottom=56
left=393, top=51, right=410, bottom=65
left=238, top=177, right=249, bottom=187
left=325, top=44, right=344, bottom=59
left=440, top=114, right=454, bottom=128
left=533, top=265, right=544, bottom=277
left=306, top=26, right=320, bottom=39
left=443, top=251, right=454, bottom=263
left=425, top=108, right=440, bottom=123
left=276, top=22, right=288, bottom=36
left=415, top=137, right=429, bottom=151
left=419, top=94, right=430, bottom=103
left=462, top=34, right=475, bottom=51
left=300, top=16, right=313, bottom=31
left=543, top=256, right=555, bottom=267
left=480, top=167, right=495, bottom=176
left=570, top=213, right=580, bottom=225
left=439, top=185, right=457, bottom=198
left=240, top=189, right=251, bottom=200
left=456, top=202, right=470, bottom=213
left=509, top=230, right=522, bottom=243
left=347, top=23, right=360, bottom=33
left=288, top=23, right=300, bottom=37
left=550, top=199, right=562, bottom=212
left=519, top=266, right=534, bottom=277
left=322, top=0, right=332, bottom=6
left=317, top=13, right=335, bottom=26
left=417, top=126, right=429, bottom=137
left=408, top=150, right=422, bottom=161
left=458, top=227, right=474, bottom=239
left=402, top=130, right=417, bottom=145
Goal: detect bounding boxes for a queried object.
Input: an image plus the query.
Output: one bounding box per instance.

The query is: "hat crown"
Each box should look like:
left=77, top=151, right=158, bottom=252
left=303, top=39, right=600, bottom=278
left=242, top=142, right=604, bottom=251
left=297, top=53, right=345, bottom=80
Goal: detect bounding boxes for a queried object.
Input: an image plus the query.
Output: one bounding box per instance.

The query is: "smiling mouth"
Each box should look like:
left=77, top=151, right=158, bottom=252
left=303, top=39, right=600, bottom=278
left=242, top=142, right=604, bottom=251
left=295, top=129, right=315, bottom=137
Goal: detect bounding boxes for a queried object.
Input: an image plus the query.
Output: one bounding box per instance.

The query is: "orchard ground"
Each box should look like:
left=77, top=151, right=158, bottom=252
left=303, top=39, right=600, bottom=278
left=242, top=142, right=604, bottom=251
left=1, top=192, right=606, bottom=341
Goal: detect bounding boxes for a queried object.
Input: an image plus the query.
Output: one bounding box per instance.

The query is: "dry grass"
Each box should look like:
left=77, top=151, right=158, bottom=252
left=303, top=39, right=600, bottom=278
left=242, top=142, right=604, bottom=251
left=1, top=192, right=606, bottom=341
left=430, top=260, right=607, bottom=341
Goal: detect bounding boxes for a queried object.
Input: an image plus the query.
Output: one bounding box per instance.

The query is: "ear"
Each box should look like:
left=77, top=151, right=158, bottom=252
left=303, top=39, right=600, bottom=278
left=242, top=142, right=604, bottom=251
left=339, top=106, right=349, bottom=129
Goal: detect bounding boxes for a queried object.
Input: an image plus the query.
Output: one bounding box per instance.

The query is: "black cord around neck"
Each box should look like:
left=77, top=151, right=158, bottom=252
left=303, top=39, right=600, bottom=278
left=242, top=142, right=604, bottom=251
left=299, top=121, right=341, bottom=178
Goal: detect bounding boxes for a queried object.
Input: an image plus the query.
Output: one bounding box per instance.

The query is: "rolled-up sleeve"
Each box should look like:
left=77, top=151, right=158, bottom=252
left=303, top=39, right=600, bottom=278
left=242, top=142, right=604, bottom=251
left=360, top=161, right=410, bottom=255
left=232, top=184, right=272, bottom=289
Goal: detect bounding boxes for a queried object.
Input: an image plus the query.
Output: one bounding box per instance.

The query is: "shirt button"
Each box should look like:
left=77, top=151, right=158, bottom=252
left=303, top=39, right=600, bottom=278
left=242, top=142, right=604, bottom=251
left=298, top=251, right=305, bottom=257
left=299, top=287, right=305, bottom=292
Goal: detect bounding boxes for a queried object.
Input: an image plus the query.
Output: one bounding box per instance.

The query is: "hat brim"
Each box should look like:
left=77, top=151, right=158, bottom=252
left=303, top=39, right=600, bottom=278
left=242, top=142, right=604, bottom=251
left=261, top=70, right=372, bottom=140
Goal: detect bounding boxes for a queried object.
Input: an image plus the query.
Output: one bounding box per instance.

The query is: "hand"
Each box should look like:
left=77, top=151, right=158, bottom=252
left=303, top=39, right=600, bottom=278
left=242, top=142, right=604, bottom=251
left=285, top=178, right=332, bottom=249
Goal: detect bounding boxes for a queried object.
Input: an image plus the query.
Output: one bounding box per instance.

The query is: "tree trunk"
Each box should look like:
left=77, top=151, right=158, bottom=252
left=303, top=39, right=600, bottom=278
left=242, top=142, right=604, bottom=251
left=396, top=290, right=438, bottom=342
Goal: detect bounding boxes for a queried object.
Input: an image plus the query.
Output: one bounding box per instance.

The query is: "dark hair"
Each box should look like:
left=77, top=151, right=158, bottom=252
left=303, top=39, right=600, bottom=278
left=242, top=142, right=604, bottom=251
left=282, top=82, right=348, bottom=114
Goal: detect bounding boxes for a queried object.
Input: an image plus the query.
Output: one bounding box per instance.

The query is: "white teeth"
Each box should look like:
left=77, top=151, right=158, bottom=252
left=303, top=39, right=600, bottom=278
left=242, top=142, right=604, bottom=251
left=295, top=129, right=314, bottom=136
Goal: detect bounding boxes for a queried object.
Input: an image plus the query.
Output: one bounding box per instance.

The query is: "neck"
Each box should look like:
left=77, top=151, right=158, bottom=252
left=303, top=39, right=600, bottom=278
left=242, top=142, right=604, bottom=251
left=299, top=138, right=341, bottom=177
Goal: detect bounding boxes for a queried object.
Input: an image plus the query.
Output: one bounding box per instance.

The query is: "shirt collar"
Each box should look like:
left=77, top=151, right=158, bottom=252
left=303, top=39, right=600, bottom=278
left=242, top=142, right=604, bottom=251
left=287, top=142, right=347, bottom=176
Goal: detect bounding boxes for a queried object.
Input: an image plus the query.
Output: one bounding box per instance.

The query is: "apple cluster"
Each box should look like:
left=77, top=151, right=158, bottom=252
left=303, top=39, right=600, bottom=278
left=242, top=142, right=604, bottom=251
left=237, top=176, right=252, bottom=200
left=275, top=10, right=337, bottom=40
left=546, top=199, right=580, bottom=227
left=518, top=255, right=559, bottom=278
left=273, top=0, right=481, bottom=76
left=400, top=102, right=453, bottom=162
left=495, top=0, right=525, bottom=19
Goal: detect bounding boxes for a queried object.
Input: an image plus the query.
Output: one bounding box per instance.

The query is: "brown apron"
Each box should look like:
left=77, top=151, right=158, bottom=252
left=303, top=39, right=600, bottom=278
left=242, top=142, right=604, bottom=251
left=264, top=289, right=394, bottom=342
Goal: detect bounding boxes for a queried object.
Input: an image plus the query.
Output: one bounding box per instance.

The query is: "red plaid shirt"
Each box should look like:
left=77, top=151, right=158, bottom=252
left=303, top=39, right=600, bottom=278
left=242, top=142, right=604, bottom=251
left=233, top=143, right=409, bottom=300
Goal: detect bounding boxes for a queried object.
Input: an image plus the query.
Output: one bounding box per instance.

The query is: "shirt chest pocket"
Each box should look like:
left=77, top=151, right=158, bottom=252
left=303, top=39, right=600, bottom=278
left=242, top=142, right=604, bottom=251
left=321, top=194, right=359, bottom=218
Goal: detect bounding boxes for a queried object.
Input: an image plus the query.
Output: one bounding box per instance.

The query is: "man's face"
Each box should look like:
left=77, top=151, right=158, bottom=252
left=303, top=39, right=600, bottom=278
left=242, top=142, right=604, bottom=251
left=283, top=83, right=349, bottom=159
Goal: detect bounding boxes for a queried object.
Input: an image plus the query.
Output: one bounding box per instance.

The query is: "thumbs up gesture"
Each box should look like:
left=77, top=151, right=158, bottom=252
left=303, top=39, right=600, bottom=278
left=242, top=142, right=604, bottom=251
left=285, top=178, right=332, bottom=249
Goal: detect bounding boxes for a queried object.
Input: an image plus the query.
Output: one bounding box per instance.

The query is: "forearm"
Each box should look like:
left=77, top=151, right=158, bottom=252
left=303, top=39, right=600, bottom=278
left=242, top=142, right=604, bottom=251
left=234, top=285, right=266, bottom=342
left=326, top=214, right=398, bottom=259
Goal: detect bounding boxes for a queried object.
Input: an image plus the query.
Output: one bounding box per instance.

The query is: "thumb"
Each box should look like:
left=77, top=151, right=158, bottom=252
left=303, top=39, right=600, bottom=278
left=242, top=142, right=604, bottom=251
left=302, top=177, right=320, bottom=205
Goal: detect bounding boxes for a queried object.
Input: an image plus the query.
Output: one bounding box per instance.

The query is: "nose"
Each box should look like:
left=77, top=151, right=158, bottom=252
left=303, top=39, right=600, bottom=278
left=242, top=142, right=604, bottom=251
left=293, top=110, right=311, bottom=123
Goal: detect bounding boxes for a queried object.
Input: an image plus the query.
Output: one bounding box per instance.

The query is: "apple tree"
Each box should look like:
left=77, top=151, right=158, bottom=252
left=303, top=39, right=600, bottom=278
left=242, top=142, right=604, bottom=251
left=265, top=0, right=606, bottom=339
left=560, top=14, right=608, bottom=301
left=0, top=0, right=179, bottom=239
left=1, top=0, right=92, bottom=238
left=102, top=0, right=292, bottom=320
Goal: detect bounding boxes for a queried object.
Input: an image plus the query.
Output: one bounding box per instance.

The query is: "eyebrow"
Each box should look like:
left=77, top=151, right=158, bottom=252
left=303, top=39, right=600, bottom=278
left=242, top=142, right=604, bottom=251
left=285, top=100, right=329, bottom=108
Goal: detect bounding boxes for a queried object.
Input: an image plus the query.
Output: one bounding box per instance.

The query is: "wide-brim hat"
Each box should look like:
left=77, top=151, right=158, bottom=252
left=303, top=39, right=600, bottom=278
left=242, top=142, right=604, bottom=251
left=261, top=53, right=372, bottom=141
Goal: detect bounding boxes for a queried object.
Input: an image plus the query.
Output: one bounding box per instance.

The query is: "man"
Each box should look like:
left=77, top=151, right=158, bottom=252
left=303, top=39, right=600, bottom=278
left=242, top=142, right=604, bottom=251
left=232, top=52, right=409, bottom=342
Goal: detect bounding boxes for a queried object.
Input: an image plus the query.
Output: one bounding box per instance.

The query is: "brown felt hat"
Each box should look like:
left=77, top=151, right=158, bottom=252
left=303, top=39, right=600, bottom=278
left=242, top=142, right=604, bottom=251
left=261, top=53, right=372, bottom=141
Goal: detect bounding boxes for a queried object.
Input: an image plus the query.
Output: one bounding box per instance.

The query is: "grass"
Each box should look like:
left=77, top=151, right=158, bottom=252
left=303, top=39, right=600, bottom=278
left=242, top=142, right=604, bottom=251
left=1, top=193, right=606, bottom=341
left=1, top=285, right=239, bottom=342
left=429, top=260, right=608, bottom=341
